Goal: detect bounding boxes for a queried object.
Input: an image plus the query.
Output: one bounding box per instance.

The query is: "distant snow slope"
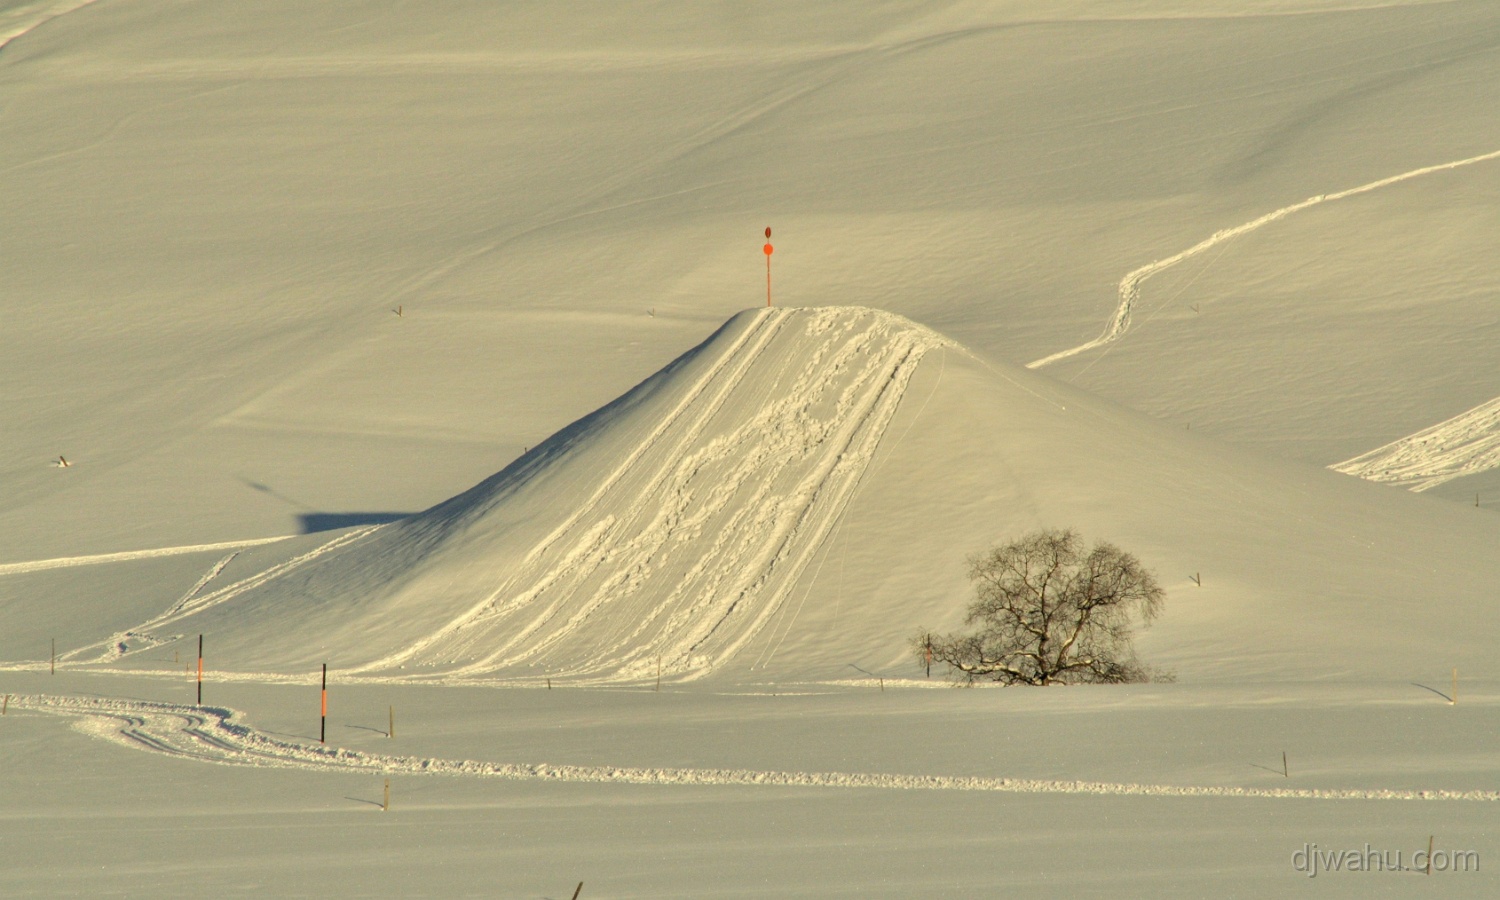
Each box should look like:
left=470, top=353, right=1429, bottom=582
left=7, top=1, right=1500, bottom=566
left=30, top=306, right=1500, bottom=686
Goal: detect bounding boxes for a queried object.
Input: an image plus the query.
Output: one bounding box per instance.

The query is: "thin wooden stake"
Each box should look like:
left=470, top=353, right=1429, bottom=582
left=320, top=663, right=328, bottom=743
left=1190, top=572, right=1201, bottom=586
left=879, top=677, right=884, bottom=692
left=1427, top=836, right=1434, bottom=875
left=571, top=882, right=583, bottom=900
left=383, top=778, right=390, bottom=812
left=2, top=694, right=8, bottom=715
left=546, top=677, right=551, bottom=690
left=763, top=227, right=774, bottom=307
left=1282, top=751, right=1288, bottom=778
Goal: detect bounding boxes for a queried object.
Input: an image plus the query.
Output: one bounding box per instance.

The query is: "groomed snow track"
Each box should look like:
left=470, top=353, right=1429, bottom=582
left=11, top=694, right=1497, bottom=802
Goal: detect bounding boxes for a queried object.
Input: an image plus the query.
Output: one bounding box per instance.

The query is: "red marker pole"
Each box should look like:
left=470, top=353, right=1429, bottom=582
left=320, top=663, right=328, bottom=744
left=763, top=226, right=774, bottom=307
left=196, top=635, right=203, bottom=706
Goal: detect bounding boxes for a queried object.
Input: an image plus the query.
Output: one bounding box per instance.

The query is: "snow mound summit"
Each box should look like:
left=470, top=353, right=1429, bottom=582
left=126, top=307, right=955, bottom=681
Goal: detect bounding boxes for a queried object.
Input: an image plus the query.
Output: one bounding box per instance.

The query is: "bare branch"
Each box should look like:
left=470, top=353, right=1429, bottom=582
left=916, top=529, right=1168, bottom=685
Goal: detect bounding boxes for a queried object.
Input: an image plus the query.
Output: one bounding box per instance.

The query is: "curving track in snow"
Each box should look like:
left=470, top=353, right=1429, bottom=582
left=1028, top=148, right=1500, bottom=371
left=1025, top=149, right=1500, bottom=491
left=354, top=307, right=950, bottom=683
left=9, top=694, right=1496, bottom=802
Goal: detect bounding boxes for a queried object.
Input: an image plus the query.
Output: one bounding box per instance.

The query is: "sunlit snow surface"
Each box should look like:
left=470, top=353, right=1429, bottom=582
left=4, top=0, right=1500, bottom=895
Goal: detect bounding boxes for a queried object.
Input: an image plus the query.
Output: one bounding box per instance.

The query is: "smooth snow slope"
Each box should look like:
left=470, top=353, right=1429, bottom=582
left=7, top=1, right=1500, bottom=571
left=36, top=306, right=1500, bottom=686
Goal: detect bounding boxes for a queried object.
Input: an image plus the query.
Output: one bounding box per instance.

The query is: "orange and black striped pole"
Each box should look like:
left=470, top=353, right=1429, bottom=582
left=196, top=635, right=203, bottom=705
left=320, top=663, right=328, bottom=744
left=763, top=227, right=774, bottom=307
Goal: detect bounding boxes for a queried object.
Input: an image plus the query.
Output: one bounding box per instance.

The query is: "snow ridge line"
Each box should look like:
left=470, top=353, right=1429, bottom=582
left=1330, top=394, right=1500, bottom=491
left=0, top=537, right=290, bottom=577
left=1026, top=148, right=1500, bottom=369
left=12, top=694, right=1496, bottom=802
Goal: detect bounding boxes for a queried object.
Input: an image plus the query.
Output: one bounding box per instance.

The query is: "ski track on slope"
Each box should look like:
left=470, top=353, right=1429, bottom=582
left=1025, top=148, right=1500, bottom=489
left=44, top=528, right=384, bottom=665
left=9, top=694, right=1496, bottom=802
left=58, top=552, right=240, bottom=665
left=0, top=537, right=290, bottom=577
left=370, top=308, right=950, bottom=683
left=1331, top=395, right=1500, bottom=491
left=350, top=308, right=789, bottom=675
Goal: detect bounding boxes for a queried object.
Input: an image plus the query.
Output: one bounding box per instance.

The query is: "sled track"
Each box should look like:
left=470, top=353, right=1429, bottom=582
left=1331, top=395, right=1500, bottom=491
left=356, top=307, right=950, bottom=683
left=10, top=694, right=1497, bottom=802
left=352, top=308, right=791, bottom=675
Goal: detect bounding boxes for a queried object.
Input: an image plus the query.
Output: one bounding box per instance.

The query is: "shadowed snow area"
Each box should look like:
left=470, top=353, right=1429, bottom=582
left=47, top=306, right=1500, bottom=685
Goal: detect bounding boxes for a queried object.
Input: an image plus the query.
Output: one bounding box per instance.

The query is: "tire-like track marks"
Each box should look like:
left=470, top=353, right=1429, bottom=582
left=9, top=694, right=1496, bottom=802
left=354, top=308, right=949, bottom=683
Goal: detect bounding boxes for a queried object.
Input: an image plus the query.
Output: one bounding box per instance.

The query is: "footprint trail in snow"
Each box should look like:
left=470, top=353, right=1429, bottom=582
left=10, top=694, right=1498, bottom=802
left=1026, top=149, right=1500, bottom=490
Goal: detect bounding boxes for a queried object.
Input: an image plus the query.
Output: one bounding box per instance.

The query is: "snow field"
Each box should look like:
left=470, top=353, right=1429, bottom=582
left=5, top=1, right=1500, bottom=893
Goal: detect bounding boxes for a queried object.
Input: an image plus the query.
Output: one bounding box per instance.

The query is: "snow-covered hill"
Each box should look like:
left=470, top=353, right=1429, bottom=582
left=35, top=306, right=1500, bottom=687
left=6, top=2, right=1500, bottom=894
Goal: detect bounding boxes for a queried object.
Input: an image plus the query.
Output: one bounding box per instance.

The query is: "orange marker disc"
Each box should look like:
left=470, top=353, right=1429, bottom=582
left=763, top=243, right=773, bottom=255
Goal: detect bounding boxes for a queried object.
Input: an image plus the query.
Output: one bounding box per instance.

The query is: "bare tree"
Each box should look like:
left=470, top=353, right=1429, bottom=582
left=915, top=529, right=1166, bottom=685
